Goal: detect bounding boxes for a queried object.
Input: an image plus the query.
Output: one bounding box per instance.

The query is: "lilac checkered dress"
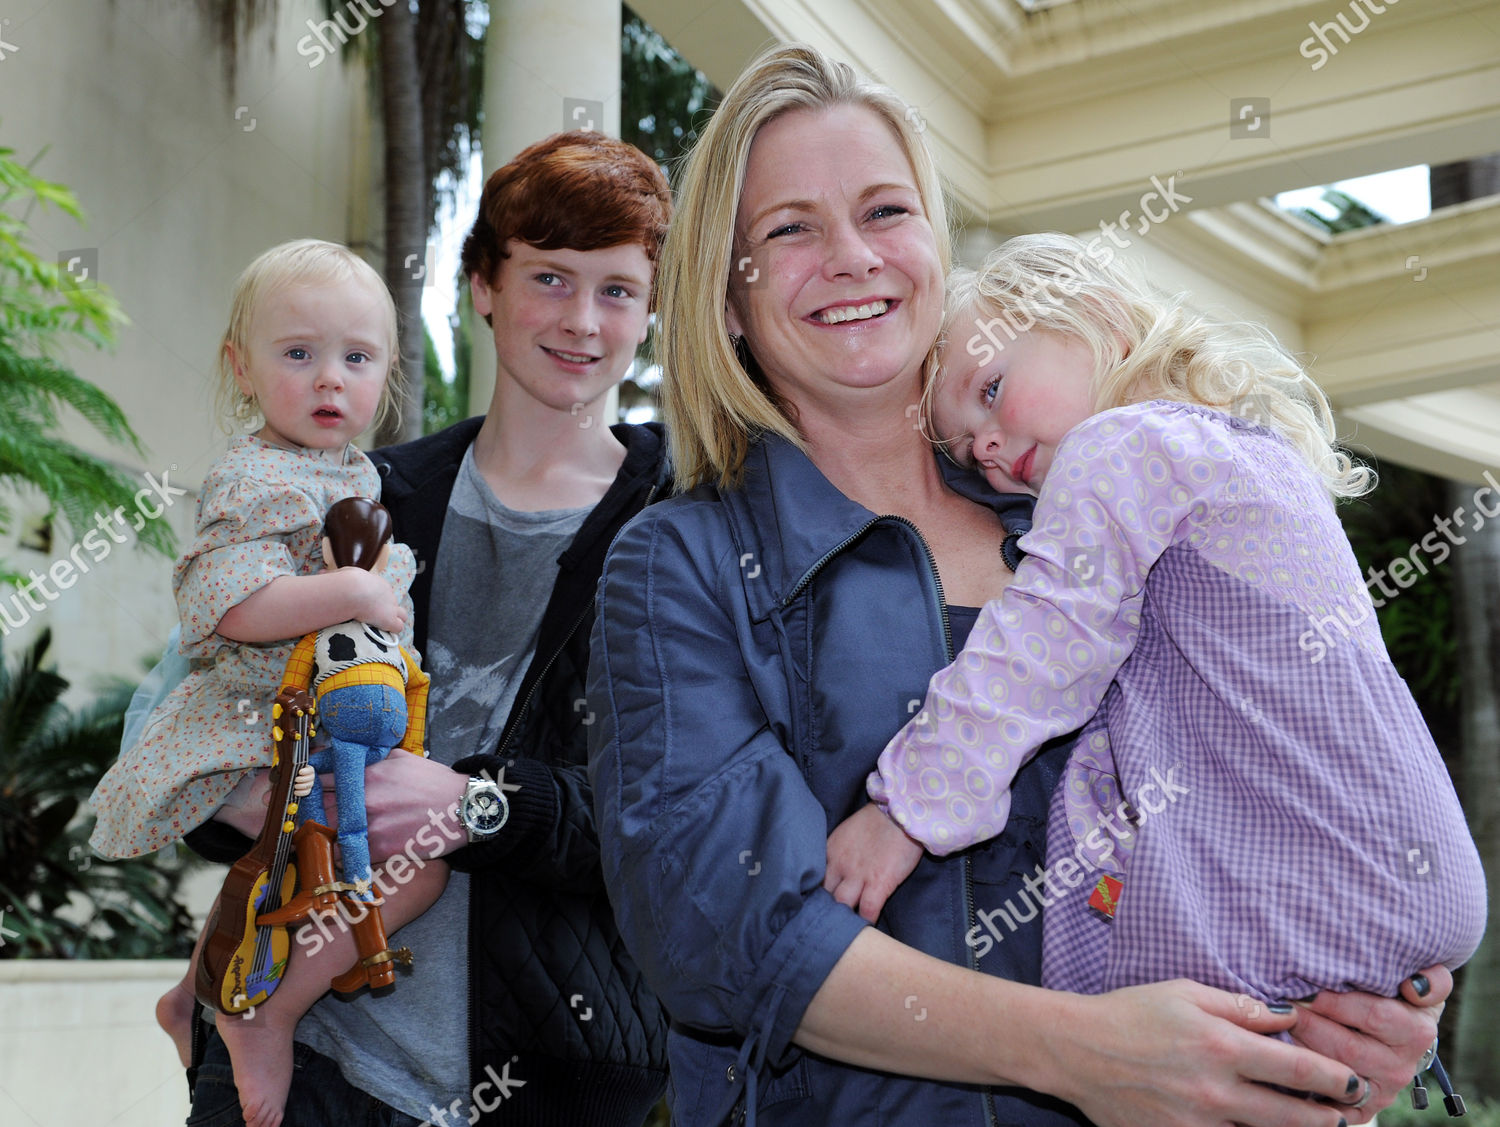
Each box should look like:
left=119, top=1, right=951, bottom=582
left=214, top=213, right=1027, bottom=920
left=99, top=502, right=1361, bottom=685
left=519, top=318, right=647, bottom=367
left=870, top=401, right=1486, bottom=1001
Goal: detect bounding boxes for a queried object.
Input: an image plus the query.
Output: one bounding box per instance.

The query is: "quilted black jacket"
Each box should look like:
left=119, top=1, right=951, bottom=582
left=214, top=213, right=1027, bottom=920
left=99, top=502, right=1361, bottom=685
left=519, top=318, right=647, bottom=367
left=374, top=416, right=670, bottom=1125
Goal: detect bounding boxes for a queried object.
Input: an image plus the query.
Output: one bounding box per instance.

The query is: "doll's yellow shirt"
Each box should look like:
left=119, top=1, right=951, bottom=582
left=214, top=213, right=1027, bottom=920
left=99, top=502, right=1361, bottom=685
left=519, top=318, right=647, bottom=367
left=280, top=629, right=429, bottom=757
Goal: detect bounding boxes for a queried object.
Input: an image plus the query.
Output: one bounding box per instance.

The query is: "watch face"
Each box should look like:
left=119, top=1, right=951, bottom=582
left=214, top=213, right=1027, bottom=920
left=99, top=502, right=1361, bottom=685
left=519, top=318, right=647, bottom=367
left=465, top=787, right=506, bottom=834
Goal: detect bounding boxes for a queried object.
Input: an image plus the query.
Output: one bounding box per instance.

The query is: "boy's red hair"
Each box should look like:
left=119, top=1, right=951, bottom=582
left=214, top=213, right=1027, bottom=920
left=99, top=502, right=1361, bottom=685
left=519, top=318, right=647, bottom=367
left=460, top=131, right=671, bottom=300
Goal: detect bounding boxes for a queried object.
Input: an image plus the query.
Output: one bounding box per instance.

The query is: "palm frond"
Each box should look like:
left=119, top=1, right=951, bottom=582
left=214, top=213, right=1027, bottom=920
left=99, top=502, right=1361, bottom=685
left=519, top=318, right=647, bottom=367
left=0, top=628, right=67, bottom=763
left=0, top=634, right=199, bottom=959
left=0, top=346, right=175, bottom=557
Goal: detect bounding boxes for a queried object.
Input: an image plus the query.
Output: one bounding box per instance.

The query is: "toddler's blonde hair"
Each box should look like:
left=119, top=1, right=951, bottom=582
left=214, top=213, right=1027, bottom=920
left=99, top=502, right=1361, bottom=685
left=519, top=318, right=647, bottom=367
left=933, top=233, right=1372, bottom=498
left=215, top=239, right=402, bottom=434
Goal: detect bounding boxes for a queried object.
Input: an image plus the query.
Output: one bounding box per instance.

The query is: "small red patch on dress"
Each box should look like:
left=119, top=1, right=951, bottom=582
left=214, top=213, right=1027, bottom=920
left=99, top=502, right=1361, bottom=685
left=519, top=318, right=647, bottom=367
left=1088, top=874, right=1123, bottom=921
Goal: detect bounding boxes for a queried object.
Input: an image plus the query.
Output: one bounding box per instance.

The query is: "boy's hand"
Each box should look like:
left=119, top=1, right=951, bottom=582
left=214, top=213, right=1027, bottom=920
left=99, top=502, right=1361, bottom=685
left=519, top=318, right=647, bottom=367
left=824, top=803, right=925, bottom=923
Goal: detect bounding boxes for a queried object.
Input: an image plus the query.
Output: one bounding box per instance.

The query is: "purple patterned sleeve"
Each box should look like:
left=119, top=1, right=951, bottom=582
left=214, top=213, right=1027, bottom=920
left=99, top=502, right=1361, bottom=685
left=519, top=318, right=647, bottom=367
left=868, top=405, right=1234, bottom=855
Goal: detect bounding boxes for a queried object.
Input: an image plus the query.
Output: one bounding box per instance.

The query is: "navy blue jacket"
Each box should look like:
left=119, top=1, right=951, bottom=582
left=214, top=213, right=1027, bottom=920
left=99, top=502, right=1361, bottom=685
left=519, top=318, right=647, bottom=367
left=588, top=433, right=1094, bottom=1126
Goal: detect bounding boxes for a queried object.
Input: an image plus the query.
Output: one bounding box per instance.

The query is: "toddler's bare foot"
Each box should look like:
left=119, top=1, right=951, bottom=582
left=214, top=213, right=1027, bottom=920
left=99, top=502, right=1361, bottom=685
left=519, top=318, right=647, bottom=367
left=217, top=1004, right=298, bottom=1127
left=155, top=980, right=197, bottom=1068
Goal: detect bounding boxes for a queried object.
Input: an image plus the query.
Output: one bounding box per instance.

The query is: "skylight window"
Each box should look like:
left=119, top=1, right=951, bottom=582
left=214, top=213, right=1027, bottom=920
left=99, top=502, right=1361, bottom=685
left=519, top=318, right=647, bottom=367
left=1276, top=165, right=1432, bottom=230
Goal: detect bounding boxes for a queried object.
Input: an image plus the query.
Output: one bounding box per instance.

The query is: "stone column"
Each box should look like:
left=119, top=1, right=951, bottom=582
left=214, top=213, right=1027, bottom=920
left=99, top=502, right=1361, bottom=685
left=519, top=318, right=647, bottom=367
left=468, top=0, right=623, bottom=416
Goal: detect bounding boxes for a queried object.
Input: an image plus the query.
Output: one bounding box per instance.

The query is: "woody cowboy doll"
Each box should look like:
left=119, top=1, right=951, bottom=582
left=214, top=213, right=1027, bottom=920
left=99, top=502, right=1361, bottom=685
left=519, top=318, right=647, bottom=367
left=260, top=496, right=431, bottom=992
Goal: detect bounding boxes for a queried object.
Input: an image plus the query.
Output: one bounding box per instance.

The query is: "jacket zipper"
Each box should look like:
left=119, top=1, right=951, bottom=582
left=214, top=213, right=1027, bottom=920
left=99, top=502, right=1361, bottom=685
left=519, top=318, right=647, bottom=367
left=784, top=515, right=997, bottom=1126
left=468, top=478, right=662, bottom=1109
left=494, top=600, right=594, bottom=759
left=781, top=514, right=950, bottom=654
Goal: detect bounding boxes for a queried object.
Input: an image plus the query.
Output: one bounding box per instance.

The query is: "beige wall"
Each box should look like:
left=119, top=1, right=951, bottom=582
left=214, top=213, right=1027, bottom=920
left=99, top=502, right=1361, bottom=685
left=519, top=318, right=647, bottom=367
left=0, top=0, right=376, bottom=689
left=0, top=959, right=191, bottom=1125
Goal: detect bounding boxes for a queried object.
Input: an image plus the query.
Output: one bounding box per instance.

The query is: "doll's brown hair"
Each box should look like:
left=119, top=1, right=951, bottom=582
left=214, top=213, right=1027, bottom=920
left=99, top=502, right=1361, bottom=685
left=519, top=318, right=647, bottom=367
left=322, top=497, right=393, bottom=570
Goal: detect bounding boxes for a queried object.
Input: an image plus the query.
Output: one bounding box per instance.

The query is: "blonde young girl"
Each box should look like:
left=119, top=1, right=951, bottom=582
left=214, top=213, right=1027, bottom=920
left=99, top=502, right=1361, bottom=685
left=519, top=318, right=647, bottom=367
left=826, top=234, right=1486, bottom=1097
left=88, top=239, right=445, bottom=1127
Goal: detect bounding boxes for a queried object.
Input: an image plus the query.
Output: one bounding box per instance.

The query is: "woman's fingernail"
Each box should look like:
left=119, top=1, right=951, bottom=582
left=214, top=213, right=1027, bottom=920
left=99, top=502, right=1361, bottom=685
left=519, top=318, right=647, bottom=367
left=1346, top=1075, right=1361, bottom=1096
left=1411, top=973, right=1431, bottom=997
left=1337, top=1118, right=1348, bottom=1127
left=1267, top=1002, right=1294, bottom=1014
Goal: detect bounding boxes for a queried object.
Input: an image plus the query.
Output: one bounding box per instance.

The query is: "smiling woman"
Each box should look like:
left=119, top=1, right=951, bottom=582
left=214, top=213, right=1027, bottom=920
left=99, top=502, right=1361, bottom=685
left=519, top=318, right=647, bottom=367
left=586, top=40, right=1453, bottom=1127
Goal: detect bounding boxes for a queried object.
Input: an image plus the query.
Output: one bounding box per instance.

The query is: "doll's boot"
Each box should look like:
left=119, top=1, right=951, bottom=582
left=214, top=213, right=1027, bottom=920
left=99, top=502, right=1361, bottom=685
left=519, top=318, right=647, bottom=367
left=330, top=896, right=412, bottom=994
left=256, top=821, right=345, bottom=926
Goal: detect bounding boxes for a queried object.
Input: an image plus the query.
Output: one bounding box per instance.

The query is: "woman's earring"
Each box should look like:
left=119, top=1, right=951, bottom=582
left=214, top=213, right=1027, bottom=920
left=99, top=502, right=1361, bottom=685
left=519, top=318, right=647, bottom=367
left=729, top=333, right=742, bottom=349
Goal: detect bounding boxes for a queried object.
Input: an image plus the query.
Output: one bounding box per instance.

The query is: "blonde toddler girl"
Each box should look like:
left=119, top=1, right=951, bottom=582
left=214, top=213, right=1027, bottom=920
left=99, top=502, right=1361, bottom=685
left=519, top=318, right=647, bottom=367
left=89, top=239, right=444, bottom=1127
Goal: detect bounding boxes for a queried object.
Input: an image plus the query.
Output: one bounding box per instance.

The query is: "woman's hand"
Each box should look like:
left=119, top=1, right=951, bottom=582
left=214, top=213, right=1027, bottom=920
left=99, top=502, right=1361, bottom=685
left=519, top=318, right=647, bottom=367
left=799, top=932, right=1372, bottom=1125
left=1033, top=980, right=1373, bottom=1127
left=1287, top=968, right=1450, bottom=1123
left=824, top=802, right=924, bottom=922
left=320, top=751, right=467, bottom=862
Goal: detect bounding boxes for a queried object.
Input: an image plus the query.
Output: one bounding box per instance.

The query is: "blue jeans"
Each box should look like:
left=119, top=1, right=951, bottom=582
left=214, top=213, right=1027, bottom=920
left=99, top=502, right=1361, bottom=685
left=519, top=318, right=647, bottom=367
left=185, top=1021, right=424, bottom=1127
left=303, top=681, right=407, bottom=901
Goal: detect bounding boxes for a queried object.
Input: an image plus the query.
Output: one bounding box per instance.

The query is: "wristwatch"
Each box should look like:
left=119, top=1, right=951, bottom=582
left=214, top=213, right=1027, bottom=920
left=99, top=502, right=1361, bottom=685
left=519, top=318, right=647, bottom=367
left=459, top=774, right=509, bottom=842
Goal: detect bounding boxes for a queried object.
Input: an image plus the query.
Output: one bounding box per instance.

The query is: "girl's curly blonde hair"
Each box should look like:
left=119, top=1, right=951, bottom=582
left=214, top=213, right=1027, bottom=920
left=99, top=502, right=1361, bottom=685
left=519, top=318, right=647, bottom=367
left=930, top=233, right=1373, bottom=498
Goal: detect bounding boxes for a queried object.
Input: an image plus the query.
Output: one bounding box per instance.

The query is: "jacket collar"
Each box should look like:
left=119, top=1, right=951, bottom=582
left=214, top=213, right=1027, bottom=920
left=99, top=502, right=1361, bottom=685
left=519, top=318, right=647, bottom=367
left=373, top=414, right=484, bottom=502
left=561, top=421, right=668, bottom=572
left=722, top=433, right=1034, bottom=622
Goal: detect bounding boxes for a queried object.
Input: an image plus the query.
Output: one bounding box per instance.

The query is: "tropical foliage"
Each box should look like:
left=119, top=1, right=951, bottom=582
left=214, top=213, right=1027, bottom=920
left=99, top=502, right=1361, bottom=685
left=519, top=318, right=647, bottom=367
left=1338, top=462, right=1459, bottom=749
left=1374, top=1096, right=1500, bottom=1126
left=423, top=316, right=471, bottom=435
left=0, top=629, right=198, bottom=958
left=0, top=140, right=175, bottom=582
left=621, top=6, right=719, bottom=173
left=1288, top=187, right=1390, bottom=233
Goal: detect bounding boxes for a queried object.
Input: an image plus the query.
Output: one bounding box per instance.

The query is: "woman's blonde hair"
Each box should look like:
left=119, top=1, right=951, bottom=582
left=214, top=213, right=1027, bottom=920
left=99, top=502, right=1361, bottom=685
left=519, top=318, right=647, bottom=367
left=933, top=233, right=1373, bottom=498
left=659, top=42, right=951, bottom=491
left=215, top=238, right=402, bottom=434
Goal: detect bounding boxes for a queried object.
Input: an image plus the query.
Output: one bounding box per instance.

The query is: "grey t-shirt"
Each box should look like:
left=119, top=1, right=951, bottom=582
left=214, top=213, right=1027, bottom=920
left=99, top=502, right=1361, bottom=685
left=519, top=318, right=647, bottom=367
left=294, top=444, right=589, bottom=1120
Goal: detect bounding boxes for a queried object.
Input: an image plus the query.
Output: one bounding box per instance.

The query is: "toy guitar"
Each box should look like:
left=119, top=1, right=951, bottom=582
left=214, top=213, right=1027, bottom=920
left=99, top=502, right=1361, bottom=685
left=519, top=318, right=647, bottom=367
left=195, top=688, right=316, bottom=1014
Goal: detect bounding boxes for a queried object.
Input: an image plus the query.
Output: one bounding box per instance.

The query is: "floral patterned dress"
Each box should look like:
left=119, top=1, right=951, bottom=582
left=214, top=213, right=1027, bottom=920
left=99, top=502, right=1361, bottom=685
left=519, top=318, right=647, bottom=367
left=89, top=437, right=415, bottom=859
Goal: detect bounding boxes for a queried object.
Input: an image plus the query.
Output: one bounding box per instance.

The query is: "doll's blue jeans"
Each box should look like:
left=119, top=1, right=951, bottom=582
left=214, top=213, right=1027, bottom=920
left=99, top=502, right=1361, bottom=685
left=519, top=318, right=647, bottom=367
left=302, top=681, right=407, bottom=902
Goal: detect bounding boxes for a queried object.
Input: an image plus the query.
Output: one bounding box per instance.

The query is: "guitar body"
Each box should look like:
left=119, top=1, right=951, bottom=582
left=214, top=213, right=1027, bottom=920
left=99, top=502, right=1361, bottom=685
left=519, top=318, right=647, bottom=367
left=196, top=860, right=298, bottom=1012
left=195, top=688, right=315, bottom=1014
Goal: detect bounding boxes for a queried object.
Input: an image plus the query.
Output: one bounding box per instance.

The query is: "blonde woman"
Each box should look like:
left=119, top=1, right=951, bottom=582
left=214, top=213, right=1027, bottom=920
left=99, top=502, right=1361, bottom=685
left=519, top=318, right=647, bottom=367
left=587, top=43, right=1449, bottom=1127
left=826, top=236, right=1484, bottom=1084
